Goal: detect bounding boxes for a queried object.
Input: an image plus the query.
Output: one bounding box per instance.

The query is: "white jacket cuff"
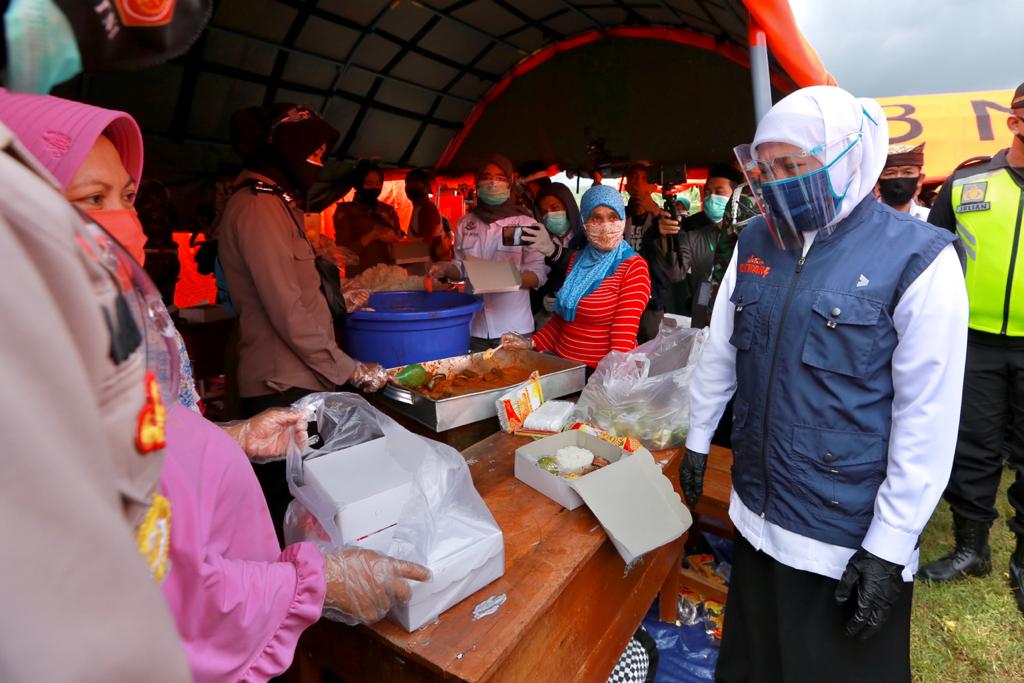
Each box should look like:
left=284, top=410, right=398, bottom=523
left=861, top=516, right=919, bottom=567
left=685, top=428, right=715, bottom=455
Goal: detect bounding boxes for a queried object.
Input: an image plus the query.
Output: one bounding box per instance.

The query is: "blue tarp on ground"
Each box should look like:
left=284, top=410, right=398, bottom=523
left=641, top=600, right=719, bottom=682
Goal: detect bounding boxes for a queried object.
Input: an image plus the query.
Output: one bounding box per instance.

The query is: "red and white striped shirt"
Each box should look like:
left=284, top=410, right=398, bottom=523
left=532, top=253, right=651, bottom=368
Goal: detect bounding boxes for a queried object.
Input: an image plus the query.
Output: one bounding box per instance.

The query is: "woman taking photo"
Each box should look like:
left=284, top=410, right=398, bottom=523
left=504, top=184, right=651, bottom=368
left=522, top=181, right=587, bottom=327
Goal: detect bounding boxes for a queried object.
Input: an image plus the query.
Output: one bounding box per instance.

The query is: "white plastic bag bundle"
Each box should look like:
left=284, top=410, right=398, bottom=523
left=282, top=392, right=504, bottom=629
left=572, top=324, right=707, bottom=450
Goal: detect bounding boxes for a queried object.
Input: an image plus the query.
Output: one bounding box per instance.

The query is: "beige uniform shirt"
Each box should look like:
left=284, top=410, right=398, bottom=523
left=217, top=172, right=356, bottom=397
left=0, top=123, right=190, bottom=682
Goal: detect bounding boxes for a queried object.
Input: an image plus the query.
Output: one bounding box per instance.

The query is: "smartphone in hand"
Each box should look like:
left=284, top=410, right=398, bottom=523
left=501, top=225, right=525, bottom=247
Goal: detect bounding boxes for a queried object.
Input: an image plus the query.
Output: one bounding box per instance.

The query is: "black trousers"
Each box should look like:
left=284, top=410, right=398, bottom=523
left=241, top=387, right=314, bottom=545
left=716, top=534, right=913, bottom=683
left=944, top=332, right=1024, bottom=535
left=469, top=336, right=501, bottom=352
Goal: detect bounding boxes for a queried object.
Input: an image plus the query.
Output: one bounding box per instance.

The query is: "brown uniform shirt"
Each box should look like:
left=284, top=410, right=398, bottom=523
left=217, top=172, right=356, bottom=398
left=333, top=200, right=401, bottom=276
left=0, top=124, right=190, bottom=681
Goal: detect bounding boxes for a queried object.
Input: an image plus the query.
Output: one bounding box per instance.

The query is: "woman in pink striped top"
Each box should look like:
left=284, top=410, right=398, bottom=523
left=504, top=184, right=651, bottom=368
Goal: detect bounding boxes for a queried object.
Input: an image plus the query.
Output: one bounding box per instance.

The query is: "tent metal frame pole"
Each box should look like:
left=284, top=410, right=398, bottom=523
left=408, top=0, right=526, bottom=54
left=748, top=19, right=771, bottom=122
left=204, top=25, right=475, bottom=106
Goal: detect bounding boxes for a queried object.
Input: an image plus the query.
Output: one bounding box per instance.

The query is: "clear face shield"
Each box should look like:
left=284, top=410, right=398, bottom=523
left=733, top=130, right=862, bottom=251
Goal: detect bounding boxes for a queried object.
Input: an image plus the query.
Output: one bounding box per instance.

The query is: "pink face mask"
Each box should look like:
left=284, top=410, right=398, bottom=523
left=89, top=209, right=147, bottom=265
left=585, top=219, right=626, bottom=252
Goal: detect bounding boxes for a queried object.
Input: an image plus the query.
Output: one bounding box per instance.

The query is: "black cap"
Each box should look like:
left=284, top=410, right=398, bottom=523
left=1012, top=82, right=1024, bottom=110
left=707, top=162, right=743, bottom=186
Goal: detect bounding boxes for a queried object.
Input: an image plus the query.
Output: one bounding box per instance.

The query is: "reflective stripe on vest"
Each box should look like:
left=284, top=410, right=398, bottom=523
left=952, top=168, right=1024, bottom=336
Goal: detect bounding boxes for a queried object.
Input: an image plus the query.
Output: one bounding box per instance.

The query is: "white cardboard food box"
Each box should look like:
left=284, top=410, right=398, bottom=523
left=302, top=438, right=414, bottom=553
left=462, top=255, right=522, bottom=294
left=515, top=431, right=692, bottom=564
left=388, top=517, right=505, bottom=632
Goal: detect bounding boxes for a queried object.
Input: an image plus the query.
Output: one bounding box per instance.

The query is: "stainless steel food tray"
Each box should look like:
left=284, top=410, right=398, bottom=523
left=379, top=349, right=586, bottom=432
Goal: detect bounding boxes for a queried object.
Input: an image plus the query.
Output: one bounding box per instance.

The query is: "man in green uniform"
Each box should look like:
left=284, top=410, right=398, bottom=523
left=921, top=83, right=1024, bottom=616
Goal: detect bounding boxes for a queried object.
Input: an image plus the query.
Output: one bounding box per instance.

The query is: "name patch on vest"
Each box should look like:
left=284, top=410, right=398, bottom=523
left=957, top=181, right=990, bottom=212
left=739, top=255, right=771, bottom=278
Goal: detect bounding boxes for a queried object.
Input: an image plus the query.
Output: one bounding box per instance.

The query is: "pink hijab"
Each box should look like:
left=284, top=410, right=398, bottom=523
left=0, top=87, right=144, bottom=189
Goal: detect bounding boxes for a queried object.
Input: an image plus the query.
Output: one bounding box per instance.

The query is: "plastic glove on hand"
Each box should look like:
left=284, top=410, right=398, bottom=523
left=835, top=547, right=905, bottom=641
left=428, top=261, right=461, bottom=282
left=659, top=210, right=681, bottom=236
left=343, top=288, right=371, bottom=314
left=499, top=332, right=533, bottom=351
left=224, top=409, right=308, bottom=463
left=520, top=225, right=556, bottom=257
left=679, top=449, right=708, bottom=509
left=323, top=548, right=431, bottom=626
left=351, top=362, right=389, bottom=393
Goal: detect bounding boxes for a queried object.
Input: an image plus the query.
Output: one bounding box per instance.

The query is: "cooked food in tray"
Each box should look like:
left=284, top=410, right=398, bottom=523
left=391, top=352, right=557, bottom=400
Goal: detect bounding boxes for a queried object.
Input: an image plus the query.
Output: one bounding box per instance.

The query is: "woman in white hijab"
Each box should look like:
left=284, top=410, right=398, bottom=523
left=681, top=87, right=969, bottom=682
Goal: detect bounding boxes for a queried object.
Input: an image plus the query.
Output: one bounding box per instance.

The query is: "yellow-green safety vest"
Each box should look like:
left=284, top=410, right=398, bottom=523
left=952, top=167, right=1024, bottom=336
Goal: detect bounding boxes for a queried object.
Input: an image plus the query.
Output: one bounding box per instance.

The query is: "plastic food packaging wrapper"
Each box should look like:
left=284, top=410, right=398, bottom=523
left=283, top=393, right=505, bottom=631
left=573, top=323, right=707, bottom=450
left=566, top=422, right=643, bottom=453
left=517, top=400, right=575, bottom=437
left=496, top=372, right=544, bottom=433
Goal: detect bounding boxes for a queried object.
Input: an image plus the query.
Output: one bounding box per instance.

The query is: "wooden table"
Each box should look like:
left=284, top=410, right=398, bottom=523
left=678, top=445, right=735, bottom=603
left=293, top=431, right=685, bottom=683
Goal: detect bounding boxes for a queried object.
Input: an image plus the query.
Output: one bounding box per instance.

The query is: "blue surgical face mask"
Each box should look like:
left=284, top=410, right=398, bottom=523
left=543, top=211, right=570, bottom=236
left=760, top=165, right=841, bottom=236
left=702, top=194, right=729, bottom=223
left=477, top=181, right=510, bottom=206
left=4, top=0, right=82, bottom=94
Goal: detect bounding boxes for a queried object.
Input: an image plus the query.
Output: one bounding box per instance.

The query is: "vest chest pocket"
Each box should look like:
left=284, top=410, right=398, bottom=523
left=729, top=281, right=763, bottom=351
left=801, top=293, right=883, bottom=378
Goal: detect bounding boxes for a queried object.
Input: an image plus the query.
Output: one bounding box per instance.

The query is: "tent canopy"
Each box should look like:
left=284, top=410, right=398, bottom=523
left=63, top=0, right=833, bottom=177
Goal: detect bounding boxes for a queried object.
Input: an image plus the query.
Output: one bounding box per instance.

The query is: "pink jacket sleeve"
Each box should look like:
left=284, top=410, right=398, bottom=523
left=161, top=404, right=326, bottom=683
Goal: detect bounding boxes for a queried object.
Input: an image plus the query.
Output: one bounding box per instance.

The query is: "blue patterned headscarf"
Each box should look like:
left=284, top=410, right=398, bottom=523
left=579, top=183, right=626, bottom=225
left=554, top=184, right=634, bottom=322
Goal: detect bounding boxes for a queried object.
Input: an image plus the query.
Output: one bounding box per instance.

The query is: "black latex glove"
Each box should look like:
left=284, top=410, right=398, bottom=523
left=679, top=449, right=708, bottom=509
left=835, top=547, right=905, bottom=641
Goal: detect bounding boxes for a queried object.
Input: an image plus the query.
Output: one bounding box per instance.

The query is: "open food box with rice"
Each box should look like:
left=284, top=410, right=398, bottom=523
left=514, top=430, right=692, bottom=564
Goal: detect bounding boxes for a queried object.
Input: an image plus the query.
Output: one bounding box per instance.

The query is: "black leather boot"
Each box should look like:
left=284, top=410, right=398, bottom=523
left=1010, top=536, right=1024, bottom=616
left=919, top=514, right=992, bottom=582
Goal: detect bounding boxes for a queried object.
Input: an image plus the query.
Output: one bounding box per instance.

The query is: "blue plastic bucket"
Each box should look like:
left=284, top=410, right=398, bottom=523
left=342, top=291, right=483, bottom=368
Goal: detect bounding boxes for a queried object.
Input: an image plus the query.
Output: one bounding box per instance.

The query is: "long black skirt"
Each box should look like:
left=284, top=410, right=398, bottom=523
left=716, top=534, right=913, bottom=683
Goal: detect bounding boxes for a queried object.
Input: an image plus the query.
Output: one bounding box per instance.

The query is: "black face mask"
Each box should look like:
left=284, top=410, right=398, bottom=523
left=406, top=189, right=426, bottom=203
left=356, top=187, right=382, bottom=204
left=878, top=177, right=919, bottom=207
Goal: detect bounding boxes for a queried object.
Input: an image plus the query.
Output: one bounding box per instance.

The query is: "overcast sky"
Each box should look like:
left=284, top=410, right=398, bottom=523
left=789, top=0, right=1018, bottom=98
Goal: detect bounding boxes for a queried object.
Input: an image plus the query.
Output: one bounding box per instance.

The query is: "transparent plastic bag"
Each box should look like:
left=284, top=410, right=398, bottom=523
left=572, top=323, right=707, bottom=450
left=282, top=392, right=503, bottom=626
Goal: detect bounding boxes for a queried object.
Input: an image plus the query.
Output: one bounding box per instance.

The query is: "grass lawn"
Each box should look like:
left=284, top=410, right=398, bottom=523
left=911, top=468, right=1024, bottom=682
